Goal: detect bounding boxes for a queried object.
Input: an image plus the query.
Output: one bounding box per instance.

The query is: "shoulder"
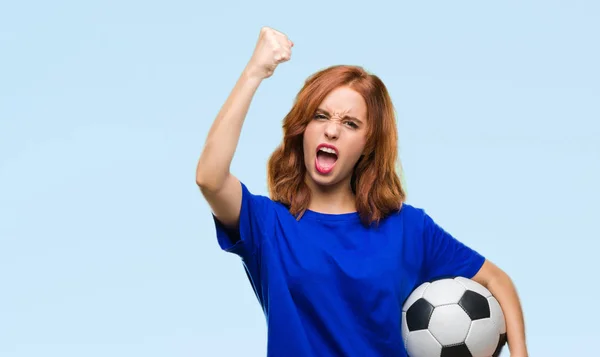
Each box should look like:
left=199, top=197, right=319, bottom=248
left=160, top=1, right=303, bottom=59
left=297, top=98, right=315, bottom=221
left=390, top=202, right=427, bottom=225
left=398, top=202, right=424, bottom=216
left=380, top=202, right=437, bottom=239
left=398, top=202, right=447, bottom=234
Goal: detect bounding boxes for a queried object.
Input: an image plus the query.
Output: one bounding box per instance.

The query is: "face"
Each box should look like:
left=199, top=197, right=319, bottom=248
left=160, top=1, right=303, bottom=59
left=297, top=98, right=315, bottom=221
left=303, top=86, right=368, bottom=190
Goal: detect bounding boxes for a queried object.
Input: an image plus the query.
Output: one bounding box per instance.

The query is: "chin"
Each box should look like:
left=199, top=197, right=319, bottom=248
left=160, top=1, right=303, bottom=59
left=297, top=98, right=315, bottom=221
left=306, top=166, right=346, bottom=188
left=310, top=175, right=335, bottom=187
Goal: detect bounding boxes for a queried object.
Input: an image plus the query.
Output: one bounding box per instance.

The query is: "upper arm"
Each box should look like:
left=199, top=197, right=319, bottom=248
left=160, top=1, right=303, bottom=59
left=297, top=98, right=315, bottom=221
left=471, top=259, right=504, bottom=287
left=198, top=172, right=242, bottom=230
left=199, top=174, right=276, bottom=257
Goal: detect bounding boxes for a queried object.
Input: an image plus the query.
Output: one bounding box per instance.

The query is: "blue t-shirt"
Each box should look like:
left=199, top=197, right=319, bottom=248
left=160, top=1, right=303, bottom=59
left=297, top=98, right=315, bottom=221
left=212, top=182, right=485, bottom=356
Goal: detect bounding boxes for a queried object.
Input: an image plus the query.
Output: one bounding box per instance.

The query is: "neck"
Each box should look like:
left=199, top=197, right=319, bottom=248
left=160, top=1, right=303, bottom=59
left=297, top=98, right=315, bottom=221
left=305, top=176, right=356, bottom=214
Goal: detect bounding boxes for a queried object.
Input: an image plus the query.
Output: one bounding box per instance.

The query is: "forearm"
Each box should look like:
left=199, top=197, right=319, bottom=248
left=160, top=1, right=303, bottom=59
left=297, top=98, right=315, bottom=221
left=486, top=271, right=528, bottom=356
left=196, top=66, right=263, bottom=190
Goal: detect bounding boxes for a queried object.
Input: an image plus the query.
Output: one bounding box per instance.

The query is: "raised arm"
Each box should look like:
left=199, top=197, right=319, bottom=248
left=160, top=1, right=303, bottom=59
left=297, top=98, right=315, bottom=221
left=196, top=27, right=293, bottom=228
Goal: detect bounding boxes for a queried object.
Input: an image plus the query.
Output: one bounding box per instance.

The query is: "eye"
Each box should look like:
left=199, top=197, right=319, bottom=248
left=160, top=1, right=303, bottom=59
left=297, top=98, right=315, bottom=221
left=314, top=113, right=328, bottom=120
left=344, top=121, right=359, bottom=129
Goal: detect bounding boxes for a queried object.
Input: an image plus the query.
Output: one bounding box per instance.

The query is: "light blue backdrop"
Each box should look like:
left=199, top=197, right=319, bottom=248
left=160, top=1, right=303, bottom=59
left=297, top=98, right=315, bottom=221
left=2, top=1, right=598, bottom=356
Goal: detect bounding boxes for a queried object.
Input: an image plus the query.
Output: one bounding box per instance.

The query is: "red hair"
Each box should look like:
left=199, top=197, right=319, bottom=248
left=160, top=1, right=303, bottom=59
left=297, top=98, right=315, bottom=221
left=267, top=65, right=406, bottom=227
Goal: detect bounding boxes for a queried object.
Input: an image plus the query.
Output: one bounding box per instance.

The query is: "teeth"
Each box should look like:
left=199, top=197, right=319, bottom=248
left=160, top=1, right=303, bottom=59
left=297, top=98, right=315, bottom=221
left=319, top=147, right=337, bottom=155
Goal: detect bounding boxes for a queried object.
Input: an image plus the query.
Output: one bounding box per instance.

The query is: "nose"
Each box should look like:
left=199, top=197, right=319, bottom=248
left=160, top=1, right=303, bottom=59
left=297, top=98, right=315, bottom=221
left=324, top=119, right=341, bottom=140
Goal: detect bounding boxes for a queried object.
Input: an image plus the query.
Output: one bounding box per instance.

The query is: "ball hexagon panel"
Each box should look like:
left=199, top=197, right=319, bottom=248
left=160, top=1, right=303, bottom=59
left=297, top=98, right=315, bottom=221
left=406, top=298, right=435, bottom=331
left=406, top=330, right=442, bottom=357
left=465, top=318, right=500, bottom=357
left=458, top=290, right=490, bottom=320
left=454, top=276, right=492, bottom=298
left=428, top=304, right=472, bottom=346
left=422, top=278, right=466, bottom=306
left=403, top=282, right=431, bottom=312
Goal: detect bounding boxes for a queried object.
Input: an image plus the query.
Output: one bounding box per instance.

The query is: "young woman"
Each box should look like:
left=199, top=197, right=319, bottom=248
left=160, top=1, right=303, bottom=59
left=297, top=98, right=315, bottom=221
left=196, top=27, right=528, bottom=357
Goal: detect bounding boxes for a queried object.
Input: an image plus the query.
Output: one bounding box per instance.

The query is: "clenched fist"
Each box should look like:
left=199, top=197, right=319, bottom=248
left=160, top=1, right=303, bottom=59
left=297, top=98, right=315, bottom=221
left=246, top=27, right=293, bottom=80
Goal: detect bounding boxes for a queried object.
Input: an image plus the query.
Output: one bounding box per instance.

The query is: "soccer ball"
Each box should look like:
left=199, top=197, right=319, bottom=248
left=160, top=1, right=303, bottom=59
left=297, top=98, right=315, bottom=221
left=401, top=277, right=507, bottom=357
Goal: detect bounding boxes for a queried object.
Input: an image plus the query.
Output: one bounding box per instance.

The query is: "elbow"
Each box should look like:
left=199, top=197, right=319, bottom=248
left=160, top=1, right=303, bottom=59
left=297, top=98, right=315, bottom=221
left=195, top=166, right=227, bottom=192
left=195, top=159, right=217, bottom=190
left=195, top=171, right=217, bottom=191
left=195, top=162, right=212, bottom=188
left=195, top=146, right=230, bottom=190
left=195, top=165, right=208, bottom=187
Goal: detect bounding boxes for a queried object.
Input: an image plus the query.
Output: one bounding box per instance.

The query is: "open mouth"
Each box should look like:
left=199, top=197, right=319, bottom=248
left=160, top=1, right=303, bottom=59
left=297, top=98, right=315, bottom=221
left=315, top=145, right=338, bottom=174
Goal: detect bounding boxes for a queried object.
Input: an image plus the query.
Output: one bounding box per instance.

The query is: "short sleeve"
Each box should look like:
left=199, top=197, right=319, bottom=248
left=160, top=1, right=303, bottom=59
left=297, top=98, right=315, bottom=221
left=420, top=211, right=485, bottom=282
left=211, top=181, right=275, bottom=258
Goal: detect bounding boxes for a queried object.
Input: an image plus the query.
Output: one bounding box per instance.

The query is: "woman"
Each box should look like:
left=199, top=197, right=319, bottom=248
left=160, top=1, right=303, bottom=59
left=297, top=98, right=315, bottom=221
left=196, top=27, right=528, bottom=357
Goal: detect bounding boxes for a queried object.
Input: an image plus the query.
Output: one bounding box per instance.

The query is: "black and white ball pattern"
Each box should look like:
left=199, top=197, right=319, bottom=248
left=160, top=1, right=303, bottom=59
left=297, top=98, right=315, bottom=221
left=401, top=277, right=507, bottom=357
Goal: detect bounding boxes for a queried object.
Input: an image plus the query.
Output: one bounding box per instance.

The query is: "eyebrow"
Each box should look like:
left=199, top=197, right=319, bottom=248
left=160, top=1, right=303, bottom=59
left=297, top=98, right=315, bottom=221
left=316, top=108, right=364, bottom=124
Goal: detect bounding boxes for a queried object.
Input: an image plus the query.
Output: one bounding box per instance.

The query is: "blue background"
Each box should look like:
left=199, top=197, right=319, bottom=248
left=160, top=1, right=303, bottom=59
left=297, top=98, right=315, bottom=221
left=1, top=1, right=598, bottom=356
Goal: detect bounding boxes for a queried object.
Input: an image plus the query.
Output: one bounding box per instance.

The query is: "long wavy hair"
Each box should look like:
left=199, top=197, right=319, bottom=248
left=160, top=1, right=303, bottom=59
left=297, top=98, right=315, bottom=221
left=267, top=65, right=406, bottom=227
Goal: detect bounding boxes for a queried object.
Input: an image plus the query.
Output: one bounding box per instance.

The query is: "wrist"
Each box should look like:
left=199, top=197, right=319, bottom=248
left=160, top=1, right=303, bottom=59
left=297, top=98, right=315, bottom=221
left=242, top=63, right=266, bottom=82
